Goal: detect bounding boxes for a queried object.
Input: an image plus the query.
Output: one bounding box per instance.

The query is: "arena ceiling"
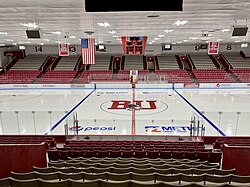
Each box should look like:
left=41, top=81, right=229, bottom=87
left=0, top=0, right=250, bottom=46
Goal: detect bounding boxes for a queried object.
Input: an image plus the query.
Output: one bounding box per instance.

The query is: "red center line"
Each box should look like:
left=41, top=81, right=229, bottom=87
left=132, top=88, right=136, bottom=135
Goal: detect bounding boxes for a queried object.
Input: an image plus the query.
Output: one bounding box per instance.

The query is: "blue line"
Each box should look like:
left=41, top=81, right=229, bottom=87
left=173, top=88, right=226, bottom=136
left=44, top=87, right=96, bottom=135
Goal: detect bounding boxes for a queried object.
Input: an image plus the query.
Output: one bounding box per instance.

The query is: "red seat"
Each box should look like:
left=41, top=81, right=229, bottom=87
left=159, top=151, right=172, bottom=159
left=147, top=151, right=159, bottom=159
left=209, top=152, right=222, bottom=164
left=134, top=151, right=146, bottom=158
left=122, top=151, right=134, bottom=158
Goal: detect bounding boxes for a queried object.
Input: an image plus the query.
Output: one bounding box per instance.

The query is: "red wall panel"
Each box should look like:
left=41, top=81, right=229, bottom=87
left=0, top=143, right=47, bottom=178
left=222, top=144, right=250, bottom=175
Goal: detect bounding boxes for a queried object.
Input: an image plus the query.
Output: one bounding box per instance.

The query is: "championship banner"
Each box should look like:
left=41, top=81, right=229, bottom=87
left=58, top=32, right=69, bottom=56
left=59, top=43, right=69, bottom=56
left=208, top=41, right=219, bottom=54
left=121, top=36, right=147, bottom=55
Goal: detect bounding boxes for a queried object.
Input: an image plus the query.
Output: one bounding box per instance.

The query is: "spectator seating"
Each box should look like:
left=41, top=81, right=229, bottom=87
left=0, top=70, right=40, bottom=84
left=47, top=140, right=222, bottom=164
left=38, top=70, right=77, bottom=84
left=11, top=55, right=48, bottom=70
left=155, top=70, right=193, bottom=83
left=3, top=157, right=244, bottom=187
left=117, top=70, right=130, bottom=81
left=124, top=56, right=144, bottom=70
left=231, top=69, right=250, bottom=82
left=0, top=136, right=56, bottom=148
left=55, top=56, right=79, bottom=70
left=188, top=53, right=216, bottom=69
left=213, top=138, right=250, bottom=150
left=77, top=70, right=113, bottom=83
left=223, top=52, right=250, bottom=69
left=89, top=54, right=111, bottom=70
left=192, top=69, right=234, bottom=83
left=157, top=54, right=180, bottom=69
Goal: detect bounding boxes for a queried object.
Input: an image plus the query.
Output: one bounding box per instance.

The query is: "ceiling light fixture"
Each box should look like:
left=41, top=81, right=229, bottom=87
left=21, top=22, right=39, bottom=28
left=97, top=22, right=110, bottom=27
left=0, top=32, right=8, bottom=35
left=108, top=31, right=116, bottom=34
left=173, top=20, right=188, bottom=26
left=221, top=29, right=230, bottom=32
left=158, top=34, right=165, bottom=37
left=5, top=39, right=13, bottom=42
left=164, top=29, right=174, bottom=33
left=189, top=37, right=199, bottom=40
left=50, top=31, right=61, bottom=35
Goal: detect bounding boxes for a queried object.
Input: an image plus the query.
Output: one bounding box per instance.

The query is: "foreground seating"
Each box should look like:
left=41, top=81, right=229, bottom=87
left=6, top=172, right=250, bottom=186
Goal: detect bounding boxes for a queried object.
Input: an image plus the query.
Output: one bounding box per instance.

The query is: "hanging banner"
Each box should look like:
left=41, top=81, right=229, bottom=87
left=121, top=36, right=147, bottom=55
left=208, top=41, right=219, bottom=54
left=59, top=43, right=69, bottom=56
left=58, top=32, right=69, bottom=56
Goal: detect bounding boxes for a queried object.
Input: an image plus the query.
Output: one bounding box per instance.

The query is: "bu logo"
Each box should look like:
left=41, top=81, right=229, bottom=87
left=108, top=100, right=157, bottom=110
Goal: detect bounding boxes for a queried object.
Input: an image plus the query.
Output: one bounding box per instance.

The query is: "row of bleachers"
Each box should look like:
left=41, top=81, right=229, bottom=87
left=213, top=138, right=250, bottom=150
left=77, top=70, right=113, bottom=83
left=55, top=56, right=79, bottom=70
left=48, top=159, right=218, bottom=168
left=189, top=53, right=216, bottom=69
left=21, top=167, right=237, bottom=176
left=59, top=148, right=210, bottom=153
left=38, top=70, right=77, bottom=84
left=89, top=54, right=111, bottom=70
left=117, top=70, right=130, bottom=81
left=3, top=66, right=250, bottom=84
left=4, top=173, right=249, bottom=187
left=155, top=70, right=193, bottom=83
left=4, top=68, right=250, bottom=84
left=223, top=52, right=250, bottom=69
left=0, top=136, right=56, bottom=147
left=124, top=55, right=144, bottom=70
left=12, top=55, right=48, bottom=70
left=0, top=70, right=40, bottom=84
left=65, top=140, right=204, bottom=146
left=48, top=149, right=221, bottom=163
left=63, top=145, right=206, bottom=149
left=157, top=54, right=180, bottom=69
left=192, top=69, right=234, bottom=83
left=65, top=157, right=207, bottom=164
left=231, top=69, right=250, bottom=82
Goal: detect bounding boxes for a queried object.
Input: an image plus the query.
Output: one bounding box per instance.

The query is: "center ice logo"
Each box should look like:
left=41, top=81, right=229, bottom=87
left=100, top=100, right=168, bottom=116
left=145, top=125, right=191, bottom=133
left=108, top=100, right=157, bottom=110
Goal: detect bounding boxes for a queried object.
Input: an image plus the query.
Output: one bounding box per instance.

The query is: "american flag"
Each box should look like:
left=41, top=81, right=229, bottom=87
left=81, top=38, right=96, bottom=64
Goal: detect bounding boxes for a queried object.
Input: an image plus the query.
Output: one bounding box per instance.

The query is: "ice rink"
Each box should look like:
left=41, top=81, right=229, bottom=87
left=1, top=84, right=250, bottom=136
